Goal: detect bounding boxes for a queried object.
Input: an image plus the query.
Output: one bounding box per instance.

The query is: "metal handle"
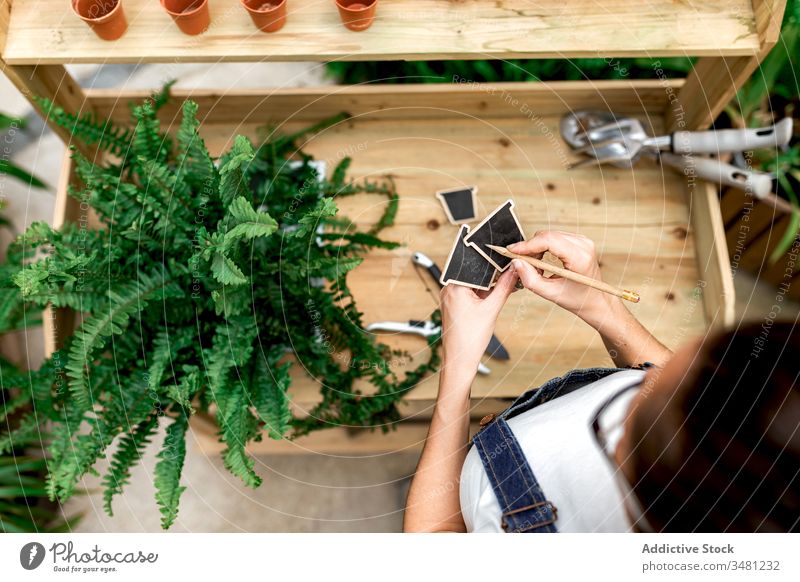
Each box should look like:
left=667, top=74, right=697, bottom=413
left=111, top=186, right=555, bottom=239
left=671, top=118, right=793, bottom=155
left=365, top=322, right=415, bottom=334
left=659, top=153, right=773, bottom=198
left=413, top=251, right=445, bottom=288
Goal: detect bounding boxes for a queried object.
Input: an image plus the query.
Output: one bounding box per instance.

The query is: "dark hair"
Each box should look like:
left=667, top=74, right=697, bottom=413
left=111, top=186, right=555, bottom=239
left=628, top=321, right=800, bottom=532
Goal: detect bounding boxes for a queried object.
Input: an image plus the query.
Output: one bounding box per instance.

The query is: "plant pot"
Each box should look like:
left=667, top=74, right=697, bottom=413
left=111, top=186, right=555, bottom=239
left=160, top=0, right=210, bottom=36
left=335, top=0, right=377, bottom=31
left=242, top=0, right=287, bottom=33
left=71, top=0, right=127, bottom=41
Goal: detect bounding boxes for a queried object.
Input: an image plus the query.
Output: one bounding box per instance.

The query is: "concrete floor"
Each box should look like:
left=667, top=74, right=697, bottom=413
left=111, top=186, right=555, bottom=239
left=1, top=63, right=798, bottom=532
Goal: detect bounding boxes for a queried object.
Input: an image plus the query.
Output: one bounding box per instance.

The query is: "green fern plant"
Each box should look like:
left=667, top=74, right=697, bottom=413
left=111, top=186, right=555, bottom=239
left=1, top=204, right=77, bottom=533
left=3, top=90, right=440, bottom=529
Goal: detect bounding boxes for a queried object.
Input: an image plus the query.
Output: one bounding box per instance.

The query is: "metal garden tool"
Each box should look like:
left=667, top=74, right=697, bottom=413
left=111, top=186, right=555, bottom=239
left=575, top=115, right=793, bottom=156
left=366, top=319, right=491, bottom=375
left=560, top=111, right=785, bottom=198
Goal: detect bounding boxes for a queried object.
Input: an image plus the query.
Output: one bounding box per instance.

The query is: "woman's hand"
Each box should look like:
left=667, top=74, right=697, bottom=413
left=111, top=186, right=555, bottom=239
left=509, top=230, right=624, bottom=330
left=510, top=230, right=673, bottom=367
left=439, top=267, right=519, bottom=385
left=405, top=267, right=519, bottom=533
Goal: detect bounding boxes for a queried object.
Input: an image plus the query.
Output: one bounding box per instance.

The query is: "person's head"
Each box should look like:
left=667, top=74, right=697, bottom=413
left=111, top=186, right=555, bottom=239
left=617, top=321, right=800, bottom=532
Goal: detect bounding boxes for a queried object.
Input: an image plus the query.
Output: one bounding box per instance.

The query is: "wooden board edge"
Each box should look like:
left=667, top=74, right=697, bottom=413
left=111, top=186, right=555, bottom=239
left=190, top=416, right=488, bottom=456
left=435, top=186, right=478, bottom=225
left=690, top=181, right=736, bottom=330
left=83, top=79, right=685, bottom=125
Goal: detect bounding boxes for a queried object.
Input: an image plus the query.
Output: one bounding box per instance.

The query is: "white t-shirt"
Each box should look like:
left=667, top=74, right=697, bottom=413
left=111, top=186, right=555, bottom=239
left=460, top=369, right=645, bottom=533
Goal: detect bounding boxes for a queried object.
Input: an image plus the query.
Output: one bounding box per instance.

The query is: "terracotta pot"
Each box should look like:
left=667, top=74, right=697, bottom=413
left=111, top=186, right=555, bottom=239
left=242, top=0, right=287, bottom=33
left=335, top=0, right=377, bottom=31
left=72, top=0, right=127, bottom=41
left=160, top=0, right=210, bottom=36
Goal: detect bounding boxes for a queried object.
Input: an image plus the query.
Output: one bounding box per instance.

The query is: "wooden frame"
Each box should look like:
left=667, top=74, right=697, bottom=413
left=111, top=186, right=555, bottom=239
left=0, top=0, right=787, bottom=452
left=439, top=225, right=497, bottom=291
left=464, top=199, right=526, bottom=271
left=668, top=0, right=786, bottom=130
left=2, top=0, right=768, bottom=65
left=436, top=186, right=478, bottom=225
left=46, top=81, right=734, bottom=402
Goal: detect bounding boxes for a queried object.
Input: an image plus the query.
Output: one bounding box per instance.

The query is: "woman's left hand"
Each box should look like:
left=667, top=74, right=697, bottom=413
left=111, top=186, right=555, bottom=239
left=439, top=266, right=519, bottom=385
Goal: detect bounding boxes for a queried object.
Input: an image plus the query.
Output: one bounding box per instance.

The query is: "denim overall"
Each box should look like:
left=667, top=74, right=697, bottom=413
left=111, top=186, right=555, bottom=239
left=472, top=366, right=633, bottom=533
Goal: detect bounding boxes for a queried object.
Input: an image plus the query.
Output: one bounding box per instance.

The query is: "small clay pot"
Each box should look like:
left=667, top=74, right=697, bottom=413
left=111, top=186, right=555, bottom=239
left=335, top=0, right=377, bottom=31
left=160, top=0, right=211, bottom=36
left=242, top=0, right=287, bottom=33
left=72, top=0, right=128, bottom=41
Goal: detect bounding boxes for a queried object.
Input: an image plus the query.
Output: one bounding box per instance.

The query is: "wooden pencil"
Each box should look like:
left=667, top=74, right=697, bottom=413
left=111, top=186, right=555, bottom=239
left=486, top=244, right=641, bottom=303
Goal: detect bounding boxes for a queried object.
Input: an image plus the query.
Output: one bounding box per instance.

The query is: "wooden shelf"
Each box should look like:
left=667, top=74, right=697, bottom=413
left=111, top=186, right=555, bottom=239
left=48, top=81, right=734, bottom=415
left=191, top=414, right=466, bottom=455
left=2, top=0, right=763, bottom=65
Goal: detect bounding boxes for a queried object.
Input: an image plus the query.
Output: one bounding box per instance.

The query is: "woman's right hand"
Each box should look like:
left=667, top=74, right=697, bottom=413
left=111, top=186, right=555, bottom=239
left=508, top=230, right=625, bottom=329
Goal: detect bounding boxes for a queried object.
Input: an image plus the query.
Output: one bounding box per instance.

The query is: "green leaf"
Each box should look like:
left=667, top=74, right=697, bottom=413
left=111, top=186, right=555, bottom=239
left=211, top=252, right=247, bottom=286
left=166, top=365, right=199, bottom=412
left=0, top=160, right=46, bottom=188
left=250, top=350, right=292, bottom=440
left=154, top=413, right=188, bottom=529
left=102, top=415, right=158, bottom=516
left=176, top=100, right=216, bottom=192
left=224, top=196, right=278, bottom=245
left=288, top=197, right=338, bottom=239
left=0, top=414, right=41, bottom=454
left=13, top=264, right=51, bottom=298
left=130, top=101, right=167, bottom=165
left=216, top=378, right=262, bottom=489
left=147, top=329, right=194, bottom=395
left=33, top=96, right=133, bottom=158
left=218, top=136, right=255, bottom=207
left=65, top=272, right=182, bottom=411
left=769, top=174, right=800, bottom=264
left=148, top=80, right=176, bottom=112
left=0, top=113, right=23, bottom=130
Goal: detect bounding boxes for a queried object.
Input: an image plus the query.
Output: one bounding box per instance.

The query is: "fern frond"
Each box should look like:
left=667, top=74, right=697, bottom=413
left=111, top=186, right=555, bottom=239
left=130, top=102, right=168, bottom=166
left=33, top=97, right=133, bottom=158
left=166, top=365, right=199, bottom=412
left=224, top=196, right=277, bottom=247
left=216, top=378, right=262, bottom=489
left=0, top=413, right=42, bottom=453
left=154, top=413, right=188, bottom=529
left=204, top=317, right=258, bottom=392
left=211, top=252, right=247, bottom=286
left=48, top=377, right=155, bottom=501
left=218, top=136, right=255, bottom=207
left=176, top=100, right=217, bottom=193
left=147, top=329, right=195, bottom=395
left=147, top=79, right=175, bottom=112
left=250, top=350, right=292, bottom=440
left=102, top=415, right=158, bottom=515
left=204, top=318, right=261, bottom=487
left=65, top=272, right=182, bottom=411
left=287, top=197, right=338, bottom=239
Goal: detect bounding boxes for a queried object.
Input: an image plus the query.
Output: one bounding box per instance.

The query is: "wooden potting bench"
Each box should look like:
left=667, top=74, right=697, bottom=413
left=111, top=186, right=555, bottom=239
left=0, top=0, right=788, bottom=453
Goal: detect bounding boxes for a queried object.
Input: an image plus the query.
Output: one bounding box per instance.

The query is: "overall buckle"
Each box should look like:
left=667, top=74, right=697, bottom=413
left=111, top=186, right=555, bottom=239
left=501, top=500, right=558, bottom=532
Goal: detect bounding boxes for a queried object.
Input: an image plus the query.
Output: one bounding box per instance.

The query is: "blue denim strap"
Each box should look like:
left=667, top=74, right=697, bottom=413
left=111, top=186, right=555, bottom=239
left=473, top=416, right=558, bottom=533
left=502, top=367, right=627, bottom=420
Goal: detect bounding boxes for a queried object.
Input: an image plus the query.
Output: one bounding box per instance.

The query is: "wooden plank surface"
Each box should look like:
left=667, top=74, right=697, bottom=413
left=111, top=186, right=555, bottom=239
left=49, top=86, right=716, bottom=409
left=666, top=1, right=786, bottom=131
left=86, top=80, right=681, bottom=126
left=3, top=0, right=761, bottom=65
left=191, top=414, right=481, bottom=455
left=687, top=182, right=735, bottom=329
left=665, top=1, right=787, bottom=132
left=197, top=112, right=709, bottom=405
